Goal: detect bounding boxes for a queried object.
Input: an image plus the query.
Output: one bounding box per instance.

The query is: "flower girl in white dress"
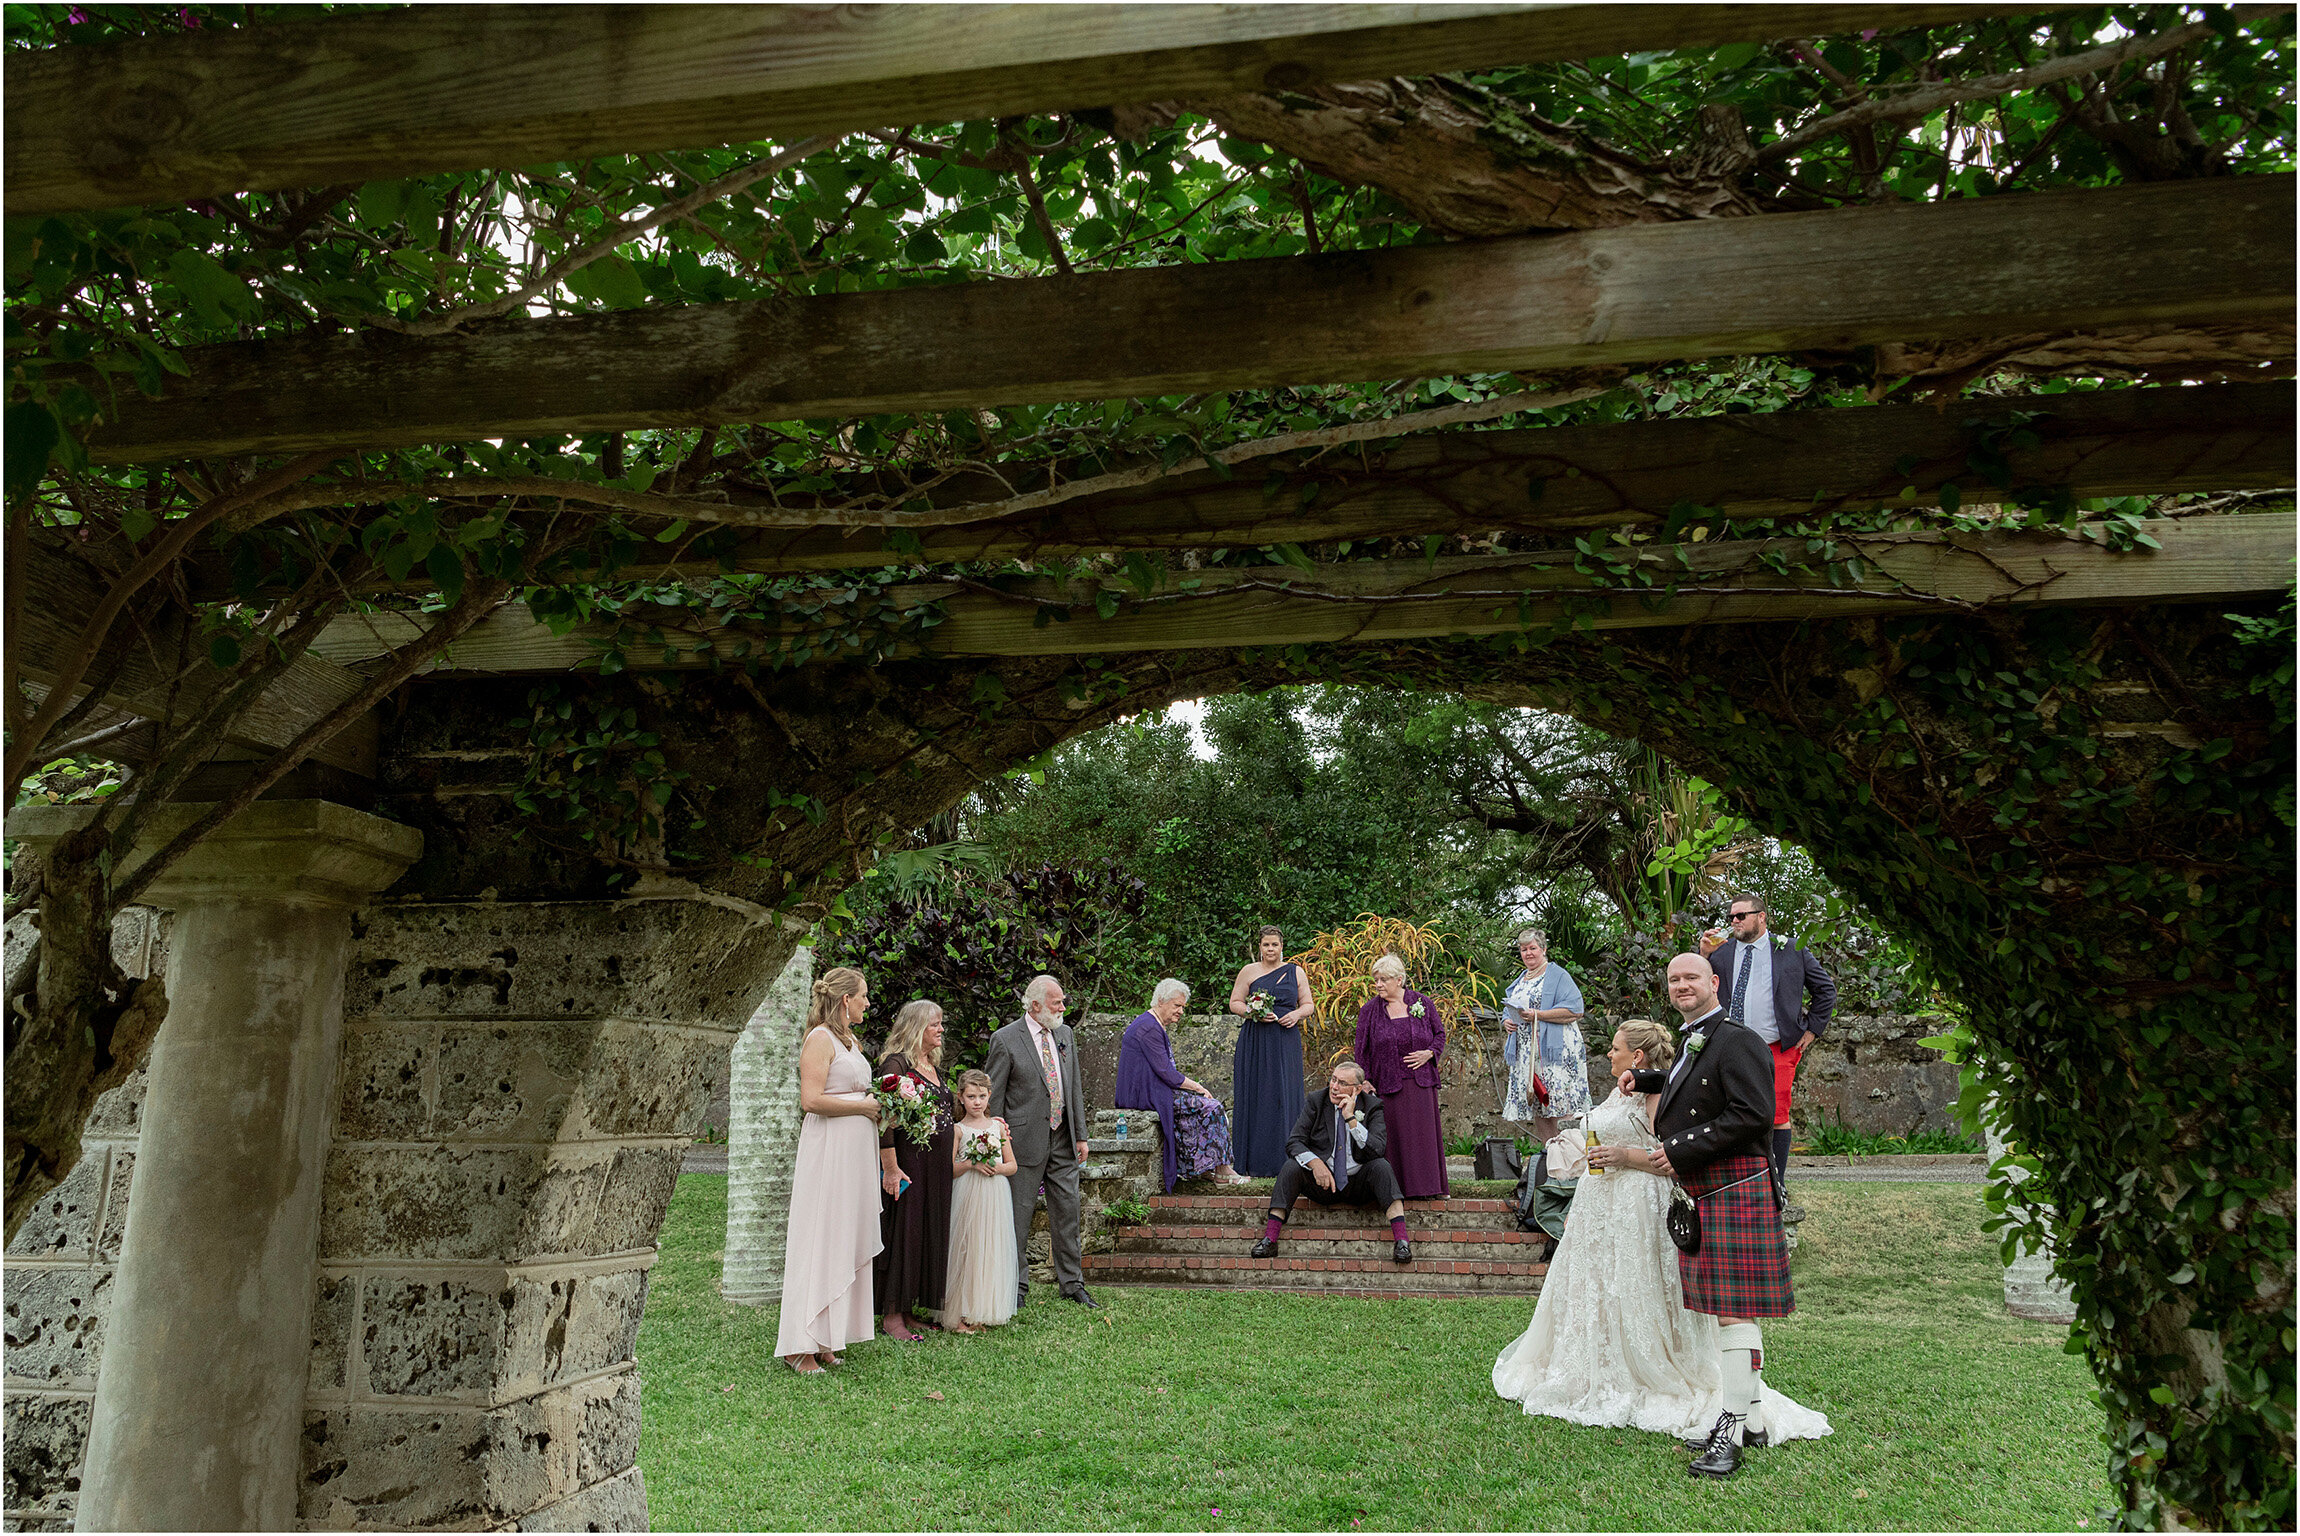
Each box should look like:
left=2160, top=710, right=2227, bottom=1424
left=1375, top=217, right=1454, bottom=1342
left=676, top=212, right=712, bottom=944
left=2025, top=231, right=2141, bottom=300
left=1493, top=1019, right=1831, bottom=1446
left=943, top=1070, right=1020, bottom=1332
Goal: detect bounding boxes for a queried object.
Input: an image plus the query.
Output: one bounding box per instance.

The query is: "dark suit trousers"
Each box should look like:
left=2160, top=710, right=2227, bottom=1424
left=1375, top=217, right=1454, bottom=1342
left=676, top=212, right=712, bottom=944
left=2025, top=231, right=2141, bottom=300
left=1009, top=1128, right=1084, bottom=1291
left=1273, top=1155, right=1403, bottom=1216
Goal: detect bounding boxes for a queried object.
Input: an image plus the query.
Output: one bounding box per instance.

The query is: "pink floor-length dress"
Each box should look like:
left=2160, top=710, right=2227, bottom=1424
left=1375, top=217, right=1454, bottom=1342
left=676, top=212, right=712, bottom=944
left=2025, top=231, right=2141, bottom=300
left=774, top=1027, right=884, bottom=1356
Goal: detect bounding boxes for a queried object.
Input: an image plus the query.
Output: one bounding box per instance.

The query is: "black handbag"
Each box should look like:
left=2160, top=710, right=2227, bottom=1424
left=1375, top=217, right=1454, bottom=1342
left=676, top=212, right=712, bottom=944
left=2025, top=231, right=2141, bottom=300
left=1474, top=1136, right=1523, bottom=1182
left=1666, top=1182, right=1702, bottom=1254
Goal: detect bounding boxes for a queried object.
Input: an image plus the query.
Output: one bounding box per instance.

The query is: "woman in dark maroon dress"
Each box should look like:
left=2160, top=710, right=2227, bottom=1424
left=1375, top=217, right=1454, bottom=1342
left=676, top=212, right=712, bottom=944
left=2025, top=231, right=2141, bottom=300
left=1353, top=952, right=1450, bottom=1200
left=874, top=999, right=953, bottom=1341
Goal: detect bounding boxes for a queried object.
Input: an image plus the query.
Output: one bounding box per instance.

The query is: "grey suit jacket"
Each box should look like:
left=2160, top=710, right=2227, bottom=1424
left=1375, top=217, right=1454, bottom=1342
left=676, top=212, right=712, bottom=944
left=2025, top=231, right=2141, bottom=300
left=985, top=1015, right=1085, bottom=1167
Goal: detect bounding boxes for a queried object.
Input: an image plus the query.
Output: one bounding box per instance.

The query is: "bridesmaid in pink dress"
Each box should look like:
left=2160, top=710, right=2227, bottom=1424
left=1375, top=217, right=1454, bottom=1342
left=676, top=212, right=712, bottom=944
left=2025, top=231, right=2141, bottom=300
left=776, top=967, right=885, bottom=1375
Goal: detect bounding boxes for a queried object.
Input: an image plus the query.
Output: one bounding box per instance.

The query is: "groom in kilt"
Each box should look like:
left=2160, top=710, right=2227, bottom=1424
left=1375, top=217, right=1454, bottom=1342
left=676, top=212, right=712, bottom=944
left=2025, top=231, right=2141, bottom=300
left=1627, top=952, right=1795, bottom=1479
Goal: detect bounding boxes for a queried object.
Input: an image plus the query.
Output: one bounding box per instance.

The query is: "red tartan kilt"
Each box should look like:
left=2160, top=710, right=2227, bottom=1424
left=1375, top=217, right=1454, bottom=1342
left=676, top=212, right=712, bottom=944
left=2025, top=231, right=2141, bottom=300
left=1678, top=1152, right=1795, bottom=1318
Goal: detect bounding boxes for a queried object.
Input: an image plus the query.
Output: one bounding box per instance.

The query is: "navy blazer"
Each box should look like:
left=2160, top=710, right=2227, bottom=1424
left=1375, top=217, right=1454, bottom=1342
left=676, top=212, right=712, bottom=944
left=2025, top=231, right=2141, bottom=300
left=1709, top=934, right=1837, bottom=1051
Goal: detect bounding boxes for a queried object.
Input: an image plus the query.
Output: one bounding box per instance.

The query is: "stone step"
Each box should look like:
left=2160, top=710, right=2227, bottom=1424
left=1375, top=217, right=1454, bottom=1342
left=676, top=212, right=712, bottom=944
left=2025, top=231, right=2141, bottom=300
left=1114, top=1228, right=1540, bottom=1261
left=1084, top=1251, right=1545, bottom=1295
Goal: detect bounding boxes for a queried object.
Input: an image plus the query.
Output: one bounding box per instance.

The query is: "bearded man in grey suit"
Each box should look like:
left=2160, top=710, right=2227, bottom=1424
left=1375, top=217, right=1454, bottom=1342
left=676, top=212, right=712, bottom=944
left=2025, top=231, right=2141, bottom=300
left=985, top=974, right=1097, bottom=1309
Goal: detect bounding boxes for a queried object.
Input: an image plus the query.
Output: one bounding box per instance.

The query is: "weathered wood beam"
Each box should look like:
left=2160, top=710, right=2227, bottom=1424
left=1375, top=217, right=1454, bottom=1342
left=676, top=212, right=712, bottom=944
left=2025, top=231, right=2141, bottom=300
left=12, top=537, right=376, bottom=774
left=310, top=511, right=2295, bottom=673
left=619, top=381, right=2300, bottom=580
left=8, top=3, right=2025, bottom=216
left=81, top=175, right=2295, bottom=463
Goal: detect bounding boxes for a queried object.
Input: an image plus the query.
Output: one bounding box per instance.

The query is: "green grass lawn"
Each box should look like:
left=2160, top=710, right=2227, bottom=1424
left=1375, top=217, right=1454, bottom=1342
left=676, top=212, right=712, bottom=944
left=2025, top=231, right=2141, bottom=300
left=636, top=1178, right=2108, bottom=1531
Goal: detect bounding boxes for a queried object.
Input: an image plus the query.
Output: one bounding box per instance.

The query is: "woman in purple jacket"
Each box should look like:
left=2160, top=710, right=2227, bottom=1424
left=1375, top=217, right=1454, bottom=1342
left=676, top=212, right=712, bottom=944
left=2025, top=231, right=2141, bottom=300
left=1354, top=952, right=1449, bottom=1200
left=1115, top=979, right=1247, bottom=1191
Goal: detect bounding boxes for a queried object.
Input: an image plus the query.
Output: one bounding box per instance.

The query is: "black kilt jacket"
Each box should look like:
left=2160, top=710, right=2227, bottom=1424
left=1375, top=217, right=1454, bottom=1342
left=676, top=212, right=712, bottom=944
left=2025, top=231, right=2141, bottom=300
left=1632, top=1010, right=1794, bottom=1316
left=1635, top=1011, right=1775, bottom=1173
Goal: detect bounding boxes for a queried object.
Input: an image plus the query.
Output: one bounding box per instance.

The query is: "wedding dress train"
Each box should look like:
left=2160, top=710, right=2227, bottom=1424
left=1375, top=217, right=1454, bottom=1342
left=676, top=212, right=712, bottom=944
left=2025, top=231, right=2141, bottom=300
left=1491, top=1088, right=1831, bottom=1443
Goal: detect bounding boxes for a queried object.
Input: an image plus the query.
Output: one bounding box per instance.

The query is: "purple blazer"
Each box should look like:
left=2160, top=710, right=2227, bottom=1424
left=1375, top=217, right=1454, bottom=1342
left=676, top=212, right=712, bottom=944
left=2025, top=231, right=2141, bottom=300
left=1115, top=1011, right=1188, bottom=1192
left=1355, top=989, right=1445, bottom=1097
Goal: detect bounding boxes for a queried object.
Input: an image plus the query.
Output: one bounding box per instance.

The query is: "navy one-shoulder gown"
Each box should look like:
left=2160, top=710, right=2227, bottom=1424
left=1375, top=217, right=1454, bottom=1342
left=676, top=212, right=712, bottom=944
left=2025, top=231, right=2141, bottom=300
left=1231, top=963, right=1306, bottom=1177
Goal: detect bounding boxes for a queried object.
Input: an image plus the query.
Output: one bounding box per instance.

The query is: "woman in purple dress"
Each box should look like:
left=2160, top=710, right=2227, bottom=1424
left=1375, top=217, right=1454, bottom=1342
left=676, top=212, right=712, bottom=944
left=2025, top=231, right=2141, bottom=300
left=1353, top=952, right=1449, bottom=1200
left=1118, top=979, right=1247, bottom=1190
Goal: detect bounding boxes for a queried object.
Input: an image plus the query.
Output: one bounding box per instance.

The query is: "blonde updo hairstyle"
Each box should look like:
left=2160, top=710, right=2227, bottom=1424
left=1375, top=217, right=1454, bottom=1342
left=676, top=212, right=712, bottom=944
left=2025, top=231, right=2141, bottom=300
left=1615, top=1017, right=1676, bottom=1072
left=880, top=998, right=945, bottom=1068
left=809, top=967, right=867, bottom=1051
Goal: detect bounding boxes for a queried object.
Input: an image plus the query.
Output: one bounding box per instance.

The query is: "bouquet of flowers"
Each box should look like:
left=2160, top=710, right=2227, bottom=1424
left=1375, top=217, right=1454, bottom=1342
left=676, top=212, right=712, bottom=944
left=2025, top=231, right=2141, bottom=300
left=872, top=1072, right=937, bottom=1145
left=1243, top=991, right=1279, bottom=1024
left=958, top=1127, right=1004, bottom=1171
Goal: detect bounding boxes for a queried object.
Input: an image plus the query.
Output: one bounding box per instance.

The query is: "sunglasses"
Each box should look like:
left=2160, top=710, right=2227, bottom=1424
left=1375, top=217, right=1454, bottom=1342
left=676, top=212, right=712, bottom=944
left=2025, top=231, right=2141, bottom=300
left=1727, top=910, right=1762, bottom=921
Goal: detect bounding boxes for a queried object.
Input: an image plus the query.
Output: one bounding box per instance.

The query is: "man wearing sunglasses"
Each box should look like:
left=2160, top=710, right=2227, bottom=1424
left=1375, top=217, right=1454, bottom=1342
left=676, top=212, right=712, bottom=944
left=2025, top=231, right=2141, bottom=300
left=1700, top=895, right=1836, bottom=1212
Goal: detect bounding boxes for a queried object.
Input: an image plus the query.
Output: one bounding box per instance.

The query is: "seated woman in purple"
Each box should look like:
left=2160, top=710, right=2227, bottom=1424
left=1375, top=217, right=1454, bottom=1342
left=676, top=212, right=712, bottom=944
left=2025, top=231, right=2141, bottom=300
left=1354, top=952, right=1450, bottom=1200
left=1116, top=979, right=1248, bottom=1191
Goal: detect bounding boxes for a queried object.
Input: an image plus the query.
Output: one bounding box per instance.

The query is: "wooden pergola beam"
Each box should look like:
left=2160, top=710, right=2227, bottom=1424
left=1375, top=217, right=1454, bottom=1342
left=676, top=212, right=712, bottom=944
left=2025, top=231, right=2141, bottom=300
left=9, top=2, right=2023, bottom=216
left=607, top=381, right=2300, bottom=581
left=13, top=537, right=377, bottom=773
left=80, top=175, right=2295, bottom=464
left=310, top=511, right=2295, bottom=673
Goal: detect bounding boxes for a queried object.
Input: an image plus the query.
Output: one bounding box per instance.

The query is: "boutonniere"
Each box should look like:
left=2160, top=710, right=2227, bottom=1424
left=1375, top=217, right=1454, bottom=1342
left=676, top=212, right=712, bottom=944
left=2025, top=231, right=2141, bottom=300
left=1686, top=1034, right=1707, bottom=1055
left=1408, top=1000, right=1427, bottom=1019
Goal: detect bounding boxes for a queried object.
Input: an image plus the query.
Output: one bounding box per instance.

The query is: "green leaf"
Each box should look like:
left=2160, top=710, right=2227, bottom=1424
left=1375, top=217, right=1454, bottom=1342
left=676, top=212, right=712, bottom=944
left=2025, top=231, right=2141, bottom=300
left=208, top=634, right=242, bottom=671
left=425, top=544, right=465, bottom=602
left=564, top=253, right=652, bottom=309
left=4, top=400, right=60, bottom=499
left=356, top=180, right=411, bottom=227
left=165, top=250, right=259, bottom=329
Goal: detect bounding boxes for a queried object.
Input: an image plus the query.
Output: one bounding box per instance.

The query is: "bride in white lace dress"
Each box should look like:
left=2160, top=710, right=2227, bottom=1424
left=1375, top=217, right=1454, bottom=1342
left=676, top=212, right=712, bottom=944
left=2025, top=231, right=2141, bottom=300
left=1492, top=1020, right=1831, bottom=1445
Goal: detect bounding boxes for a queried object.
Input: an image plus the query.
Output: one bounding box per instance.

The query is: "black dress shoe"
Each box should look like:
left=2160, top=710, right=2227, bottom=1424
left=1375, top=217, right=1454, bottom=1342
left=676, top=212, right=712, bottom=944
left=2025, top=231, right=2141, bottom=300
left=1016, top=1283, right=1029, bottom=1309
left=1250, top=1238, right=1279, bottom=1259
left=1062, top=1286, right=1101, bottom=1309
left=1687, top=1414, right=1745, bottom=1478
left=1392, top=1239, right=1413, bottom=1264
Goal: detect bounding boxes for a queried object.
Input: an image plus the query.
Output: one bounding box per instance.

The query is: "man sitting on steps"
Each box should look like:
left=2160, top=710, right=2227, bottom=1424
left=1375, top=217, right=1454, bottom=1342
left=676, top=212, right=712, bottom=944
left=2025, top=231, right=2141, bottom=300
left=1252, top=1060, right=1413, bottom=1264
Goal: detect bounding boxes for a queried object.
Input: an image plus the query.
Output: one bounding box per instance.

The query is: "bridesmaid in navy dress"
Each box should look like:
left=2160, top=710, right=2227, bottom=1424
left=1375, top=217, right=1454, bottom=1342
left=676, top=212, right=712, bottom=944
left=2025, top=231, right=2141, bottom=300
left=1227, top=925, right=1315, bottom=1178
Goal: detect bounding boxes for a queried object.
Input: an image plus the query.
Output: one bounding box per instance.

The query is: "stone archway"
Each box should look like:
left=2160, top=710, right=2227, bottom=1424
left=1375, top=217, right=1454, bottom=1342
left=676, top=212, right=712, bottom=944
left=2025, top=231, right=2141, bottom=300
left=7, top=589, right=2286, bottom=1529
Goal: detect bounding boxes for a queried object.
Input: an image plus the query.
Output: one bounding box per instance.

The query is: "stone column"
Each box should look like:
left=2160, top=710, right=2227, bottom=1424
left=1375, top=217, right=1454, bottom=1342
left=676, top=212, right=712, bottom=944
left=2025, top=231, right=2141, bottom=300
left=8, top=801, right=423, bottom=1532
left=721, top=945, right=812, bottom=1307
left=1984, top=1120, right=2078, bottom=1324
left=300, top=897, right=790, bottom=1530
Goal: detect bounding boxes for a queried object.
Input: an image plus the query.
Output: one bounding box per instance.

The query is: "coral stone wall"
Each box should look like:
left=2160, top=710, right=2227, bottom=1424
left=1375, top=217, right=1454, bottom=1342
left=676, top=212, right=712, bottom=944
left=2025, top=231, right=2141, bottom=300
left=1071, top=1009, right=1960, bottom=1147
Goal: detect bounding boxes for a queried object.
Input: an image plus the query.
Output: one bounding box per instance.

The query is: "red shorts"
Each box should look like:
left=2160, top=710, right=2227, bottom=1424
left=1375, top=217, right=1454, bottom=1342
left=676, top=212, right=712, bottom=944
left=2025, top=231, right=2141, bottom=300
left=1770, top=1039, right=1805, bottom=1127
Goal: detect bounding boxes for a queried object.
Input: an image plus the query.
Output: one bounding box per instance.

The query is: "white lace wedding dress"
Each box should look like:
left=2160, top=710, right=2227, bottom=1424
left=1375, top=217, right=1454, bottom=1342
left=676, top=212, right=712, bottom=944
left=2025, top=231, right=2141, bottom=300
left=1491, top=1088, right=1831, bottom=1443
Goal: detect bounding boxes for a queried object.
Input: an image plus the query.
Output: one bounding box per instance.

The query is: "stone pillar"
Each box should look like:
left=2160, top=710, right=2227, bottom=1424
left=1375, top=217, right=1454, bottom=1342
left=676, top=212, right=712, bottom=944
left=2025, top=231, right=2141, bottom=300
left=721, top=945, right=812, bottom=1307
left=301, top=897, right=790, bottom=1530
left=8, top=802, right=423, bottom=1532
left=1984, top=1120, right=2078, bottom=1324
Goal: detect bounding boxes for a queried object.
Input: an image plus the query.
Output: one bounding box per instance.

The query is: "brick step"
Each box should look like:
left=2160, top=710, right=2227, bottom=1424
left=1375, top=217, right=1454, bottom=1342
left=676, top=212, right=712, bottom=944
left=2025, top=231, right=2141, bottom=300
left=1115, top=1230, right=1538, bottom=1261
left=1150, top=1194, right=1511, bottom=1213
left=1084, top=1252, right=1546, bottom=1295
left=1140, top=1197, right=1513, bottom=1231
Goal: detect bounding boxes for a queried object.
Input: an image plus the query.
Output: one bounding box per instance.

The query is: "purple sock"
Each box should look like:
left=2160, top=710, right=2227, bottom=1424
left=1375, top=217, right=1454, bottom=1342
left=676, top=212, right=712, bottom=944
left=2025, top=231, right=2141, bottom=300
left=1390, top=1218, right=1409, bottom=1241
left=1262, top=1215, right=1284, bottom=1242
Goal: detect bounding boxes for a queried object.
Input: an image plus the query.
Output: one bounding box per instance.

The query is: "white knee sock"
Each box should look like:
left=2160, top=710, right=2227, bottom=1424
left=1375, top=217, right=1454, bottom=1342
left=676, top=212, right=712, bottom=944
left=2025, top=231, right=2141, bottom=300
left=1718, top=1323, right=1764, bottom=1443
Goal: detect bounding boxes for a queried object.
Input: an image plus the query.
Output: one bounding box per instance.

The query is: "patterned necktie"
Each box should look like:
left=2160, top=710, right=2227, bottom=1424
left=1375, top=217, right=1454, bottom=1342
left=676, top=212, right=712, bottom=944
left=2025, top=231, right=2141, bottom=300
left=1332, top=1105, right=1352, bottom=1186
left=1731, top=944, right=1755, bottom=1026
left=1034, top=1024, right=1063, bottom=1131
